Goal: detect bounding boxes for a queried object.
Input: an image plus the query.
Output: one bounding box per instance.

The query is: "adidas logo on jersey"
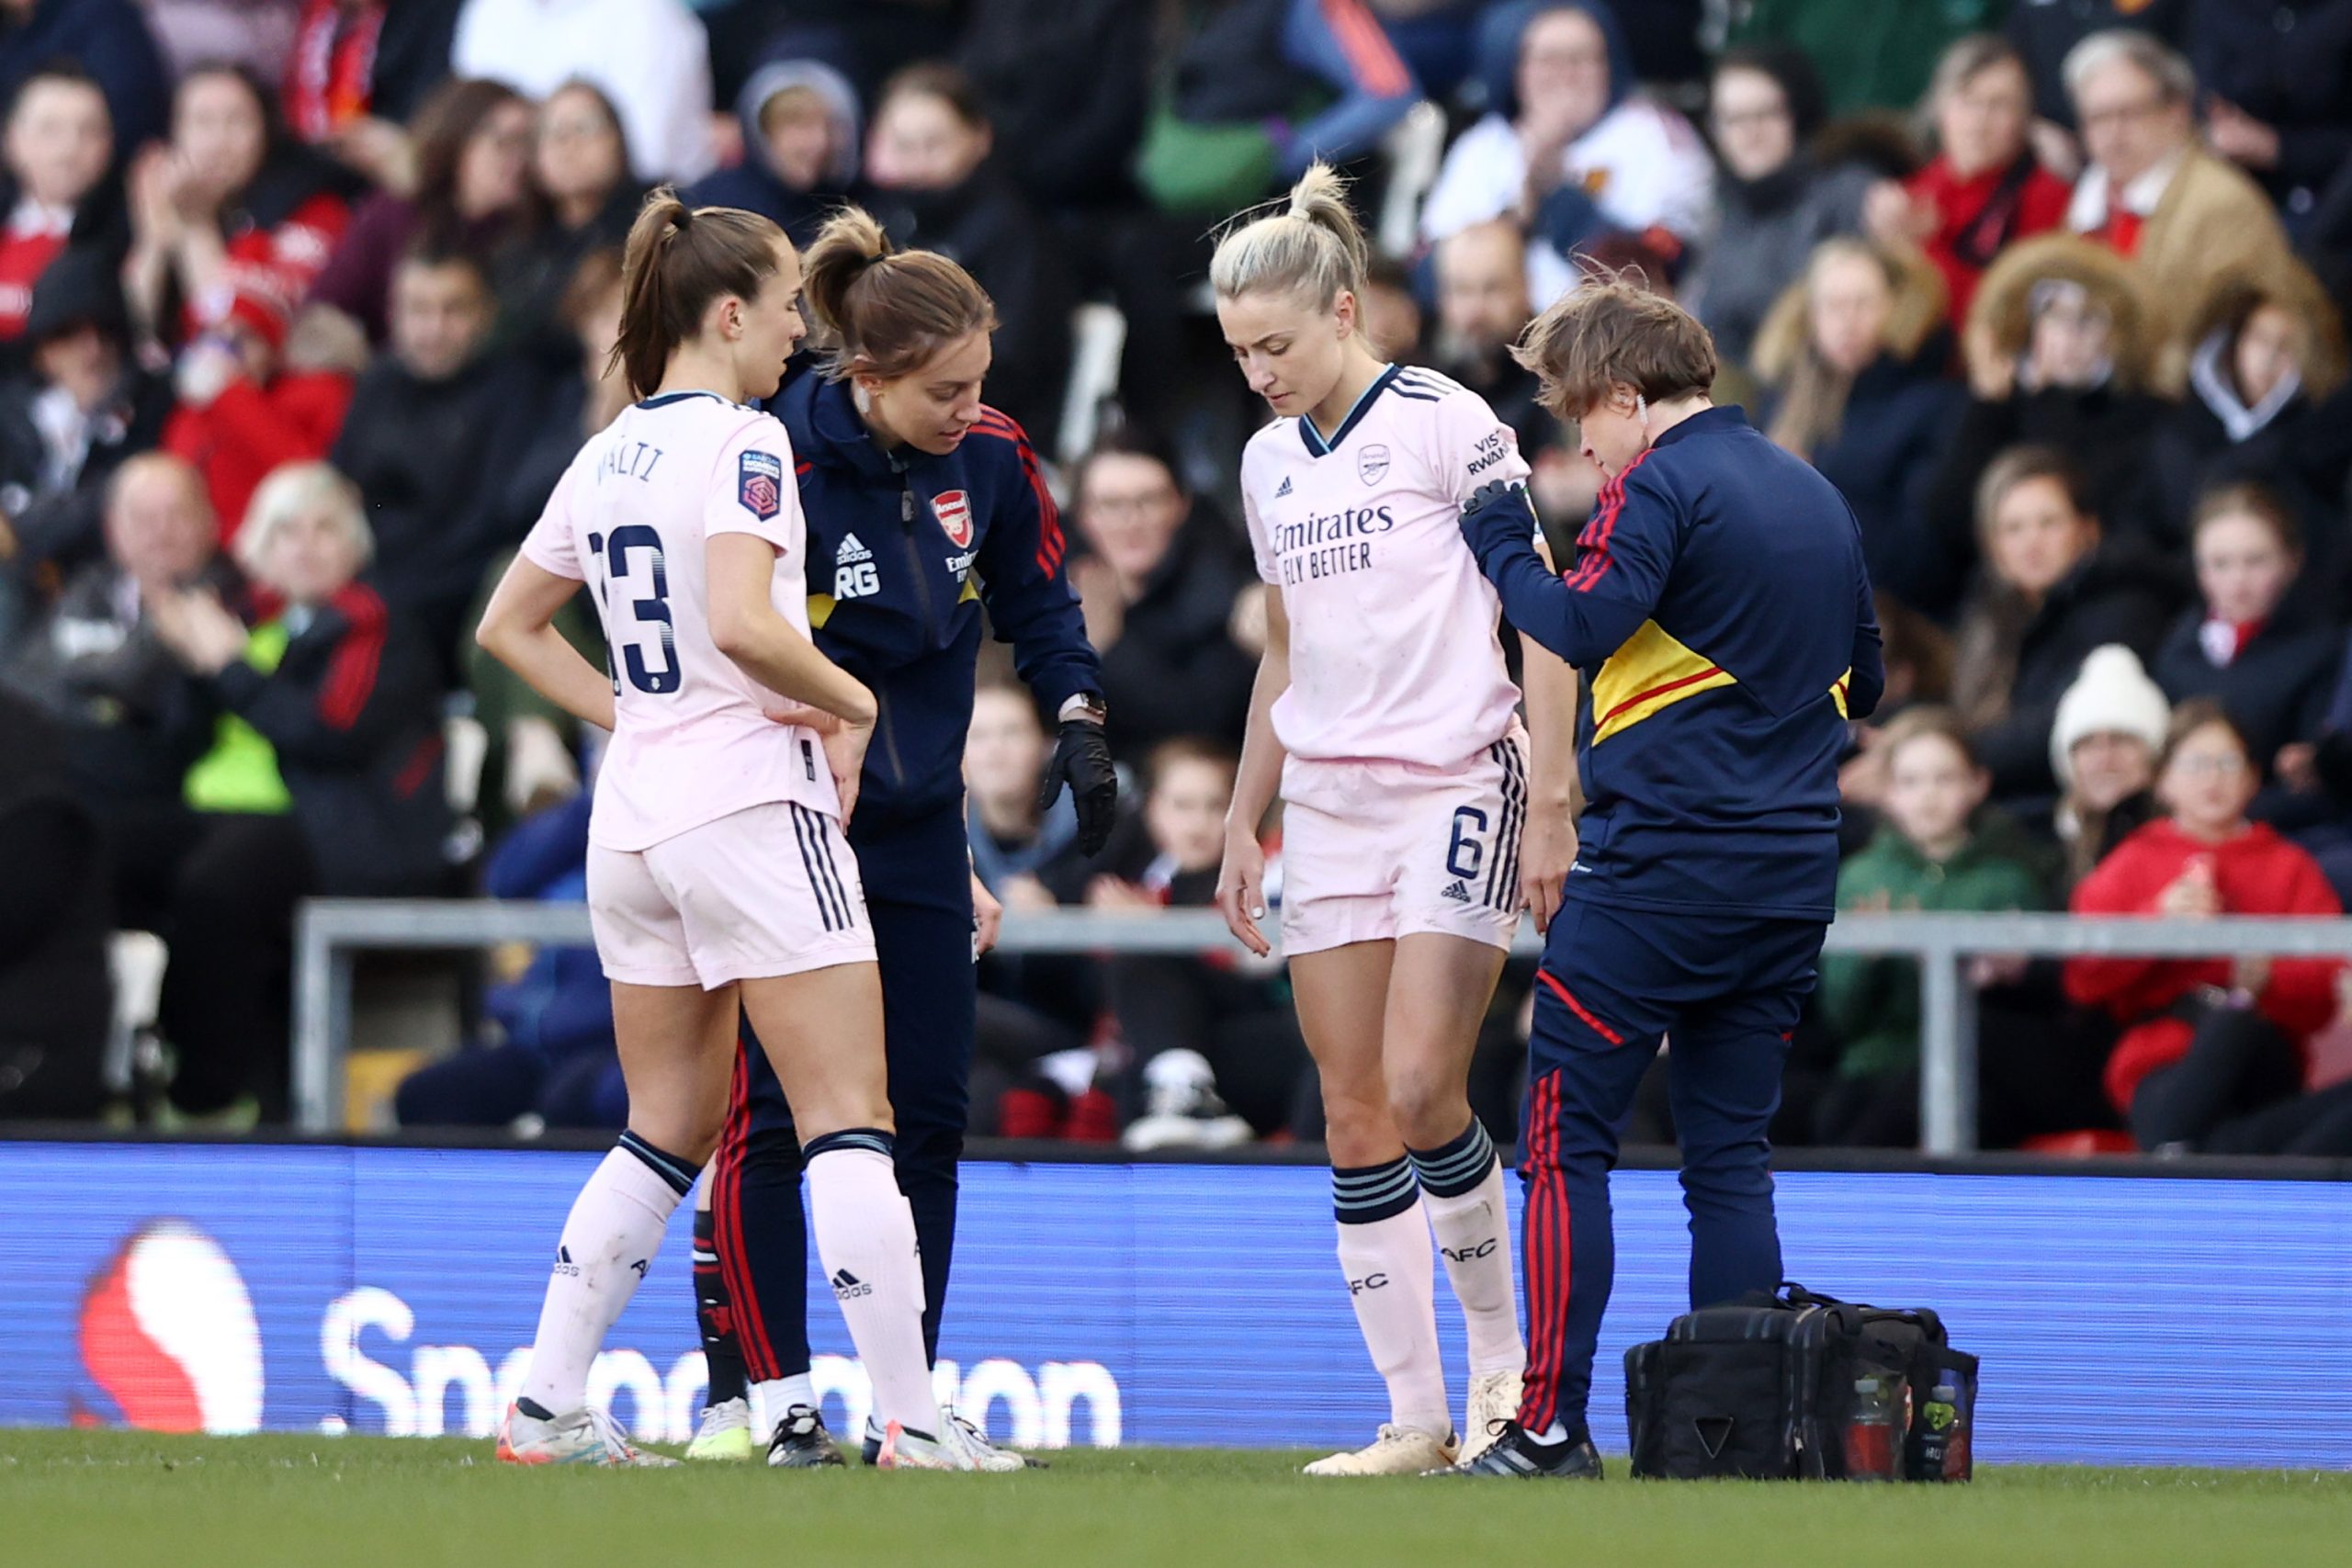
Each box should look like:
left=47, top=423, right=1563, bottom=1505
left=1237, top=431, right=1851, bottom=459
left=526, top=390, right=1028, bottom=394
left=831, top=1269, right=872, bottom=1301
left=1274, top=476, right=1293, bottom=497
left=1442, top=880, right=1472, bottom=904
left=833, top=532, right=880, bottom=601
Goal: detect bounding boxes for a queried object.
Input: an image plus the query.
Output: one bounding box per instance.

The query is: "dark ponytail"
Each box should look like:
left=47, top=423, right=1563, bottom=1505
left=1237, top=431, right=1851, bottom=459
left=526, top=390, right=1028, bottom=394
left=801, top=204, right=995, bottom=382
left=611, top=187, right=786, bottom=400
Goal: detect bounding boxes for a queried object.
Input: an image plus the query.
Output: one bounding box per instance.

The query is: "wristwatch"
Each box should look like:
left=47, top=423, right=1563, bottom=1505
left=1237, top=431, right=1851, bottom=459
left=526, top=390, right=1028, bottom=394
left=1060, top=693, right=1108, bottom=726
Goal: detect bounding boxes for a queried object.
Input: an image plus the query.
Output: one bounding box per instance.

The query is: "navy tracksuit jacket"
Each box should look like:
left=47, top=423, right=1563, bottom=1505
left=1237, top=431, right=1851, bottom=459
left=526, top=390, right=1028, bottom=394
left=714, top=370, right=1101, bottom=1378
left=1463, top=405, right=1883, bottom=1438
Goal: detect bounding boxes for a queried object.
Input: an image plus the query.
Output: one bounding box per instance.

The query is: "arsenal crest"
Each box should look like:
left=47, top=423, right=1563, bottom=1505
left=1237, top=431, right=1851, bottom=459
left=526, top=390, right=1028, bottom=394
left=932, top=488, right=975, bottom=547
left=1358, top=445, right=1391, bottom=486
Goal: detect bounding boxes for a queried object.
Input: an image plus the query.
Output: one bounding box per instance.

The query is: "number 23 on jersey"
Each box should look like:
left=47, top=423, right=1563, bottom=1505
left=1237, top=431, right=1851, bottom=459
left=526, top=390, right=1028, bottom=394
left=588, top=525, right=680, bottom=695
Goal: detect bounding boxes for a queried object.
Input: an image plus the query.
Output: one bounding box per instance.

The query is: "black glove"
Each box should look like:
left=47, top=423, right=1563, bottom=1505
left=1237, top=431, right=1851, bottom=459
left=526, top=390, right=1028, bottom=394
left=1458, top=478, right=1540, bottom=573
left=1038, top=717, right=1118, bottom=854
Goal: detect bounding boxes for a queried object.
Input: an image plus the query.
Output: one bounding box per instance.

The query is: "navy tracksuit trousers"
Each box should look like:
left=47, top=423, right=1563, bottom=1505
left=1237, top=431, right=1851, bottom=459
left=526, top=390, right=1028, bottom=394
left=1515, top=895, right=1826, bottom=1439
left=709, top=804, right=976, bottom=1377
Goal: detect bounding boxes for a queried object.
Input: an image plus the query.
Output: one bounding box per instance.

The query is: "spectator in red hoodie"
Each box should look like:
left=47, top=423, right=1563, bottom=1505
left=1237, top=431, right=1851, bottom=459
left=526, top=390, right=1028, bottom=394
left=161, top=279, right=353, bottom=543
left=1869, top=35, right=2070, bottom=331
left=0, top=62, right=122, bottom=344
left=123, top=62, right=351, bottom=355
left=2066, top=699, right=2352, bottom=1154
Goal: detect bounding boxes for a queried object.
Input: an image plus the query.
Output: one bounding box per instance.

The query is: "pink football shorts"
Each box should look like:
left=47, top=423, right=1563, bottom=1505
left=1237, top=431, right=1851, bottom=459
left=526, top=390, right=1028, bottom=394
left=587, top=800, right=876, bottom=989
left=1278, top=727, right=1530, bottom=957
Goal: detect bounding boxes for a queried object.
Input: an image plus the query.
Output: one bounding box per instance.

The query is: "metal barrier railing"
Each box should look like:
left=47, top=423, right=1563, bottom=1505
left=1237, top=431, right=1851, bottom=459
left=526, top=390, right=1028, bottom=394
left=292, top=901, right=2352, bottom=1151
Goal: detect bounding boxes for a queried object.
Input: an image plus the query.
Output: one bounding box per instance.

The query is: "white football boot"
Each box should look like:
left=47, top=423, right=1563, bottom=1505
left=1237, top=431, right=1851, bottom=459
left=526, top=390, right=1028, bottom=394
left=1460, top=1370, right=1525, bottom=1462
left=497, top=1402, right=678, bottom=1466
left=683, top=1396, right=754, bottom=1462
left=1302, top=1423, right=1460, bottom=1476
left=874, top=1409, right=1029, bottom=1472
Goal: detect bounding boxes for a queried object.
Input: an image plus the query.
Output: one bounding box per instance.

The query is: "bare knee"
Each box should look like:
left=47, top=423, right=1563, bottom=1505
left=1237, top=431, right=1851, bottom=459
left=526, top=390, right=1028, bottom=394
left=1385, top=1060, right=1469, bottom=1151
left=628, top=1110, right=722, bottom=1168
left=1320, top=1071, right=1398, bottom=1168
left=792, top=1099, right=896, bottom=1146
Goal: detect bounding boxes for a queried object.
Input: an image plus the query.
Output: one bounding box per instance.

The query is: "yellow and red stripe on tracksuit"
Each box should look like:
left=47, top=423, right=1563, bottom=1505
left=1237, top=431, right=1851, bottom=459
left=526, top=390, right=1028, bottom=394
left=1461, top=404, right=1883, bottom=1438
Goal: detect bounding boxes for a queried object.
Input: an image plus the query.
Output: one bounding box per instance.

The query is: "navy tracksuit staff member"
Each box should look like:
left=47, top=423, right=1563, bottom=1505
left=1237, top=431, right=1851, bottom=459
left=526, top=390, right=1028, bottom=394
left=699, top=366, right=1113, bottom=1451
left=1447, top=281, right=1882, bottom=1478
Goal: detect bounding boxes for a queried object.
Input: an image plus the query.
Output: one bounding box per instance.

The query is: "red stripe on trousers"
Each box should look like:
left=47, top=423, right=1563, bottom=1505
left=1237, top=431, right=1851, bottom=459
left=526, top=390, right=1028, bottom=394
left=1516, top=1071, right=1544, bottom=1427
left=714, top=1043, right=779, bottom=1383
left=1535, top=968, right=1623, bottom=1045
left=1519, top=1070, right=1562, bottom=1431
left=1537, top=1072, right=1571, bottom=1434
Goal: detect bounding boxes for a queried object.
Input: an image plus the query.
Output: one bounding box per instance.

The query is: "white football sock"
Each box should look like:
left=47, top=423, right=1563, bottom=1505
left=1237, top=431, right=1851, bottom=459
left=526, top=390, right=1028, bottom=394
left=754, top=1373, right=818, bottom=1427
left=521, top=1133, right=692, bottom=1414
left=805, top=1135, right=941, bottom=1438
left=1411, top=1122, right=1525, bottom=1377
left=1332, top=1157, right=1449, bottom=1440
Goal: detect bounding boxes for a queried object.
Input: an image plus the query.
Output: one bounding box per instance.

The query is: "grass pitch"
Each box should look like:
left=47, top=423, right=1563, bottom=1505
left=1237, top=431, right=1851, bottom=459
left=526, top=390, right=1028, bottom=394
left=5, top=1430, right=2346, bottom=1568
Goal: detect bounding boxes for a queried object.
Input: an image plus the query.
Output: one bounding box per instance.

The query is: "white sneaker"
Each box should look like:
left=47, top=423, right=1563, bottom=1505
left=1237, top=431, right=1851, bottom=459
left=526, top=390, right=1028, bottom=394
left=497, top=1402, right=678, bottom=1466
left=1461, top=1370, right=1524, bottom=1461
left=947, top=1407, right=1038, bottom=1471
left=874, top=1408, right=1027, bottom=1472
left=1302, top=1423, right=1459, bottom=1476
left=1121, top=1049, right=1254, bottom=1151
left=1121, top=1109, right=1254, bottom=1151
left=683, top=1396, right=754, bottom=1462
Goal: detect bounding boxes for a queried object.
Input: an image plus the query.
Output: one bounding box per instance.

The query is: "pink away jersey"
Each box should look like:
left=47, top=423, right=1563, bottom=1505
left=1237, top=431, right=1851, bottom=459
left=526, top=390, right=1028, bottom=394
left=1240, top=365, right=1533, bottom=773
left=522, top=389, right=839, bottom=852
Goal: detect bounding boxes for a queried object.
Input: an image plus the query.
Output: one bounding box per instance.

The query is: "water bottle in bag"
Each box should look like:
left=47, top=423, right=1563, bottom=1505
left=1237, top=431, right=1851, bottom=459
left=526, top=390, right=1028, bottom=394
left=1842, top=1371, right=1903, bottom=1480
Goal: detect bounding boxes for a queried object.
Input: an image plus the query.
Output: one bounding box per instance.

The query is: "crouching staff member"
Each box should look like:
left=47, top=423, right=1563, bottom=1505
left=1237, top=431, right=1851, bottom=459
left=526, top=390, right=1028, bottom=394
left=687, top=208, right=1114, bottom=1467
left=1443, top=276, right=1883, bottom=1478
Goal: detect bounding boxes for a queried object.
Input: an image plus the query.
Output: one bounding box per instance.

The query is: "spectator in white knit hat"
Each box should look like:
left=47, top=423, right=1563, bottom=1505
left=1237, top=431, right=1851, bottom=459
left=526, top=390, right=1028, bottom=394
left=2044, top=641, right=2169, bottom=891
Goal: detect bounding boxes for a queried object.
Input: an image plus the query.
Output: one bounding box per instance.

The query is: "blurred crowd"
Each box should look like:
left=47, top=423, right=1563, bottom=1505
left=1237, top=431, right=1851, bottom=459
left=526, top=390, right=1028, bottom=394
left=4, top=0, right=2351, bottom=1157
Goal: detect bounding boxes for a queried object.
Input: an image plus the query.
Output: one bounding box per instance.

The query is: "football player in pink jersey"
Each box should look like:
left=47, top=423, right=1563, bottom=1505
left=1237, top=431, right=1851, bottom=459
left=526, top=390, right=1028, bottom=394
left=473, top=191, right=1016, bottom=1472
left=1212, top=165, right=1581, bottom=1474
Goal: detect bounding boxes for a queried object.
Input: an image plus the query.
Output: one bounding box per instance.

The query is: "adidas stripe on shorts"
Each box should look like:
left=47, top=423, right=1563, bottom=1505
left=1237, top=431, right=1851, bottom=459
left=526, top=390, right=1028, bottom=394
left=586, top=799, right=876, bottom=988
left=1277, top=723, right=1529, bottom=957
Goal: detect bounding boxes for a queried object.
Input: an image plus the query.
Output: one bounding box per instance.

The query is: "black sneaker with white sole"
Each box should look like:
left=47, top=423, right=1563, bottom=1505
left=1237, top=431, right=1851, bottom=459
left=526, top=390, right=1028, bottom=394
left=767, top=1404, right=846, bottom=1468
left=1432, top=1421, right=1603, bottom=1478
